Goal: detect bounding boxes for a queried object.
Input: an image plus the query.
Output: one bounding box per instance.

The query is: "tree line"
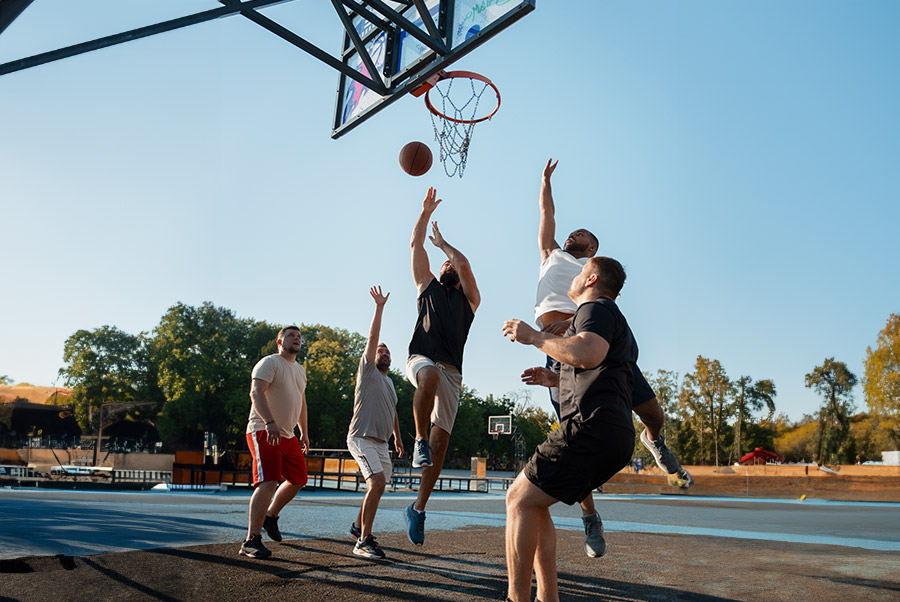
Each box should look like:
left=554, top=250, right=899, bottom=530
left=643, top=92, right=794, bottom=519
left=52, top=301, right=553, bottom=467
left=18, top=303, right=900, bottom=466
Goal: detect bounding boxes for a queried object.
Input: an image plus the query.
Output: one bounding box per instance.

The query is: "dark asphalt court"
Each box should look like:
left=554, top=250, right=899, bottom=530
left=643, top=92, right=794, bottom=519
left=1, top=526, right=897, bottom=602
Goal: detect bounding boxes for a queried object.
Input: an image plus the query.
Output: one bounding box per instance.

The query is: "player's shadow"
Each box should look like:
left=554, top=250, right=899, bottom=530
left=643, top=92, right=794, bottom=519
left=556, top=570, right=739, bottom=602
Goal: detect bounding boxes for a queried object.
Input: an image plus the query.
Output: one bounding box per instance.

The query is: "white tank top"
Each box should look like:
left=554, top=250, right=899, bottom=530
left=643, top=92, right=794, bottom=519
left=534, top=248, right=588, bottom=327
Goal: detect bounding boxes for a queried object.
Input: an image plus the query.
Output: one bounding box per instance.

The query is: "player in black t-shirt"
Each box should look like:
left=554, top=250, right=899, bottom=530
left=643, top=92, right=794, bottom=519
left=404, top=187, right=480, bottom=547
left=502, top=256, right=636, bottom=602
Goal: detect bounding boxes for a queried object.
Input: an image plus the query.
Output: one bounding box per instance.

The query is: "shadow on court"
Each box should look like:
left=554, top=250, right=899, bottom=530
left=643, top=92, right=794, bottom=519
left=1, top=527, right=897, bottom=601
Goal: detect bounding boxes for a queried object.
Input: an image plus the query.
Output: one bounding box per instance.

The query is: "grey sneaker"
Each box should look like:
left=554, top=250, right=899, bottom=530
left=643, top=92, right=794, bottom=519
left=405, top=503, right=425, bottom=545
left=239, top=534, right=272, bottom=559
left=262, top=514, right=282, bottom=542
left=349, top=522, right=361, bottom=541
left=353, top=534, right=386, bottom=560
left=677, top=466, right=694, bottom=488
left=640, top=430, right=681, bottom=474
left=582, top=513, right=606, bottom=558
left=412, top=439, right=432, bottom=468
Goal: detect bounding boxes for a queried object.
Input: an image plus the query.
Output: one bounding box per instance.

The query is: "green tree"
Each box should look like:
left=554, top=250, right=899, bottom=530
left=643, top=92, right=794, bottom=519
left=59, top=326, right=153, bottom=432
left=730, top=377, right=776, bottom=462
left=300, top=324, right=365, bottom=448
left=0, top=375, right=12, bottom=385
left=681, top=356, right=732, bottom=465
left=863, top=314, right=900, bottom=431
left=151, top=302, right=275, bottom=447
left=805, top=358, right=857, bottom=465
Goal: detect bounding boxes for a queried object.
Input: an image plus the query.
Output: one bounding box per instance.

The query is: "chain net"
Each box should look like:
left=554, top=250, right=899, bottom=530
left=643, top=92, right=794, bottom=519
left=428, top=77, right=495, bottom=178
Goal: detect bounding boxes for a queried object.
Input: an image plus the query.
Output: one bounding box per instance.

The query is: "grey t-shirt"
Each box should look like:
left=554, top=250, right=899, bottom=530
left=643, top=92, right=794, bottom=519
left=347, top=356, right=398, bottom=442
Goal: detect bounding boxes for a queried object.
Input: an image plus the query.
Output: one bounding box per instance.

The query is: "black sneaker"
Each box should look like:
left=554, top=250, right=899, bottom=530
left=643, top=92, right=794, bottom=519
left=263, top=515, right=282, bottom=542
left=239, top=534, right=272, bottom=559
left=353, top=534, right=386, bottom=560
left=349, top=522, right=362, bottom=541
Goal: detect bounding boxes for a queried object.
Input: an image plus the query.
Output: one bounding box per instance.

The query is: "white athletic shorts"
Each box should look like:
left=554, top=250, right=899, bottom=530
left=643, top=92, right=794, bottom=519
left=405, top=354, right=462, bottom=434
left=347, top=435, right=393, bottom=482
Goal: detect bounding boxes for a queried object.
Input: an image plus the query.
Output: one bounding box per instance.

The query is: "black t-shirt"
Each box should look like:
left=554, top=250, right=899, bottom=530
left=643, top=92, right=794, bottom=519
left=557, top=298, right=637, bottom=432
left=408, top=278, right=475, bottom=372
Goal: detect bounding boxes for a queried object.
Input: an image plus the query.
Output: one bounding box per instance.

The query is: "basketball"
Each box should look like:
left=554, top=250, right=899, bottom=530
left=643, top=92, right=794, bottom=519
left=399, top=141, right=433, bottom=176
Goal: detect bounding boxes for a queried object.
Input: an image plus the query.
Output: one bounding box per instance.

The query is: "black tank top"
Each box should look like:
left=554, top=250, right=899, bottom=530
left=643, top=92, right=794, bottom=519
left=408, top=279, right=475, bottom=373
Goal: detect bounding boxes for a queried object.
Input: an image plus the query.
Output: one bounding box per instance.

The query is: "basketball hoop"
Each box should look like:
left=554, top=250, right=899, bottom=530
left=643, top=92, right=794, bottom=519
left=413, top=70, right=501, bottom=178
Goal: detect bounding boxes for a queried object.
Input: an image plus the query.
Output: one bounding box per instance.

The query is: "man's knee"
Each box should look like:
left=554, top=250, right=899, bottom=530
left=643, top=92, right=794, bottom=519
left=366, top=473, right=386, bottom=494
left=414, top=365, right=440, bottom=392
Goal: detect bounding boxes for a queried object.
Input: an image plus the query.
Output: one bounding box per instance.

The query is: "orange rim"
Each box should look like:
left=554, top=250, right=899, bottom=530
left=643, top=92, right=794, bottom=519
left=423, top=71, right=501, bottom=124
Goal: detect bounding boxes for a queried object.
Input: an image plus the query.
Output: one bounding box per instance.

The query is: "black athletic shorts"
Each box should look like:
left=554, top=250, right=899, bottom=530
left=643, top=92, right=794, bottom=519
left=546, top=355, right=655, bottom=420
left=524, top=415, right=634, bottom=505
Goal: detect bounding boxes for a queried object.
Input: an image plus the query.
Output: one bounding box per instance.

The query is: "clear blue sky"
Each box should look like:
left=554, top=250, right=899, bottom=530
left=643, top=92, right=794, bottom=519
left=1, top=1, right=898, bottom=422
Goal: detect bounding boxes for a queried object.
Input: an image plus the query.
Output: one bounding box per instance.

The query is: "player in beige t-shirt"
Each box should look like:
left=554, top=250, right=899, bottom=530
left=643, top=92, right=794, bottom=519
left=347, top=286, right=403, bottom=560
left=239, top=325, right=310, bottom=560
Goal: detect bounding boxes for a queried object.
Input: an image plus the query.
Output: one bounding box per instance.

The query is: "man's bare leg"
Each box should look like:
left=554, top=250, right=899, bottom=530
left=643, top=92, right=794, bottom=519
left=266, top=480, right=302, bottom=518
left=412, top=366, right=440, bottom=440
left=633, top=397, right=664, bottom=440
left=506, top=473, right=558, bottom=602
left=359, top=471, right=387, bottom=537
left=414, top=426, right=450, bottom=511
left=247, top=480, right=277, bottom=537
left=579, top=494, right=596, bottom=516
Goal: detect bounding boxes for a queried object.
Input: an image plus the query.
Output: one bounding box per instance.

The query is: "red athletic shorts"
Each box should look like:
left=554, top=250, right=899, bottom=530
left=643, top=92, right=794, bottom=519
left=246, top=431, right=308, bottom=487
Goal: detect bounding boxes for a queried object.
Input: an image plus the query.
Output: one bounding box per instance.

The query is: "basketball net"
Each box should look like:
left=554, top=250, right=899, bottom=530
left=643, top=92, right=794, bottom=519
left=415, top=71, right=500, bottom=178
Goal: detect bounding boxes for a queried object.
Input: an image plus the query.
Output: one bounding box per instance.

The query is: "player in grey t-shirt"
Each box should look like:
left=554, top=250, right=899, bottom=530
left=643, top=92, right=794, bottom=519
left=346, top=286, right=403, bottom=560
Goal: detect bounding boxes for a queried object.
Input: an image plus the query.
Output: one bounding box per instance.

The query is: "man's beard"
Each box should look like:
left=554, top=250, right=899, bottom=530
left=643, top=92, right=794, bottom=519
left=376, top=357, right=391, bottom=372
left=440, top=272, right=460, bottom=287
left=564, top=239, right=589, bottom=254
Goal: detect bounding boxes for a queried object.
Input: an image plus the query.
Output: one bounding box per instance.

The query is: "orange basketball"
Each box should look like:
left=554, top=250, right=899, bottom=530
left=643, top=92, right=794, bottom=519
left=399, top=141, right=433, bottom=176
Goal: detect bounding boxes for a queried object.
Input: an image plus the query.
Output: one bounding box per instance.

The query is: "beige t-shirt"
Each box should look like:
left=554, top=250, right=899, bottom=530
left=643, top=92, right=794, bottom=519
left=347, top=356, right=398, bottom=442
left=247, top=354, right=307, bottom=438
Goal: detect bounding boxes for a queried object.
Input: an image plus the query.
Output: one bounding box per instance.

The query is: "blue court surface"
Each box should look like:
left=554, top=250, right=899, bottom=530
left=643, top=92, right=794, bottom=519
left=2, top=487, right=898, bottom=559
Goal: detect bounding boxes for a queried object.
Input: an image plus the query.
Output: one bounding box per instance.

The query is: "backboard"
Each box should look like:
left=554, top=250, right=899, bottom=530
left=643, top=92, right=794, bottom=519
left=333, top=0, right=535, bottom=138
left=488, top=415, right=512, bottom=436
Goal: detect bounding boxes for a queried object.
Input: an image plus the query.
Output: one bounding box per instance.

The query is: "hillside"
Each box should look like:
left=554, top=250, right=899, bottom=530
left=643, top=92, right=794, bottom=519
left=0, top=385, right=71, bottom=405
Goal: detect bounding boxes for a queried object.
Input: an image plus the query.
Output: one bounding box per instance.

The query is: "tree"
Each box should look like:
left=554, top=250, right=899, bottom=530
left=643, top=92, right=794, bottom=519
left=681, top=357, right=733, bottom=465
left=730, top=377, right=776, bottom=463
left=0, top=375, right=12, bottom=385
left=863, top=313, right=900, bottom=420
left=59, top=326, right=153, bottom=432
left=151, top=302, right=275, bottom=447
left=805, top=358, right=857, bottom=464
left=299, top=324, right=365, bottom=448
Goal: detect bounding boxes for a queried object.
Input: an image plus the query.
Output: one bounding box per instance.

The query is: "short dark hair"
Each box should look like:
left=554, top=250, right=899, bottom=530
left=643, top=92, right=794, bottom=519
left=586, top=256, right=626, bottom=297
left=277, top=325, right=301, bottom=340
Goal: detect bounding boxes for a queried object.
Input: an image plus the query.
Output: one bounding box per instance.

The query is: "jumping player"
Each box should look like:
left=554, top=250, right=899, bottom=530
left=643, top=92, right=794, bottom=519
left=405, top=187, right=480, bottom=546
left=534, top=158, right=693, bottom=557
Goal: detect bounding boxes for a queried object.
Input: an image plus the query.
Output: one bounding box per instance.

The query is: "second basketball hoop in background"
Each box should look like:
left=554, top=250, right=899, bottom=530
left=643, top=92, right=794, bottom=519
left=399, top=141, right=433, bottom=176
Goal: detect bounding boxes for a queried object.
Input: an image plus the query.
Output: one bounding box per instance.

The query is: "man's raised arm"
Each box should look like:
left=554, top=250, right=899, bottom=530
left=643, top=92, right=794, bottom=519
left=429, top=221, right=481, bottom=313
left=539, top=158, right=561, bottom=263
left=411, top=187, right=441, bottom=292
left=363, top=286, right=389, bottom=363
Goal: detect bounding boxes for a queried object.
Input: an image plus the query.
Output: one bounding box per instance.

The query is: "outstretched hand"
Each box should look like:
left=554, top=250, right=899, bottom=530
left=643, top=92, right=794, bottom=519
left=422, top=187, right=442, bottom=214
left=521, top=366, right=559, bottom=388
left=370, top=285, right=389, bottom=306
left=502, top=319, right=539, bottom=345
left=428, top=221, right=446, bottom=249
left=543, top=158, right=558, bottom=181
